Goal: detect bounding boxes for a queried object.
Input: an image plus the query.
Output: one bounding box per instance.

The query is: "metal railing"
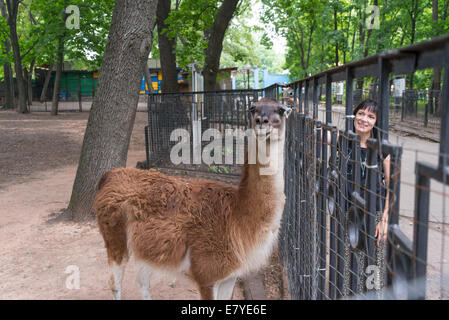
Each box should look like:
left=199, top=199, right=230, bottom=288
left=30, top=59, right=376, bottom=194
left=279, top=34, right=449, bottom=299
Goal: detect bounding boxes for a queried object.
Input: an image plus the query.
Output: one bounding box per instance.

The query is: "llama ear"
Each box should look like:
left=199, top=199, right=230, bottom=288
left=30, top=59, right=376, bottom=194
left=249, top=106, right=256, bottom=114
left=278, top=106, right=292, bottom=118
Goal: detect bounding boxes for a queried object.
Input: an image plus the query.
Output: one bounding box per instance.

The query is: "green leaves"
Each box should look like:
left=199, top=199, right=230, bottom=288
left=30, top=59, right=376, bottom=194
left=163, top=0, right=258, bottom=71
left=164, top=0, right=219, bottom=69
left=262, top=0, right=449, bottom=80
left=0, top=0, right=114, bottom=74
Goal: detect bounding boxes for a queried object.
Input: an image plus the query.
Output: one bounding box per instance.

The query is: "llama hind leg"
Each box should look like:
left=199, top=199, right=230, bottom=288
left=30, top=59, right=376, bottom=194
left=109, top=262, right=126, bottom=300
left=136, top=262, right=152, bottom=300
left=215, top=276, right=237, bottom=300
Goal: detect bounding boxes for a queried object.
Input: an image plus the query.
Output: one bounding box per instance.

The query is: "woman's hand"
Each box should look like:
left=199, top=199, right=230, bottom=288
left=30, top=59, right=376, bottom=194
left=375, top=211, right=389, bottom=245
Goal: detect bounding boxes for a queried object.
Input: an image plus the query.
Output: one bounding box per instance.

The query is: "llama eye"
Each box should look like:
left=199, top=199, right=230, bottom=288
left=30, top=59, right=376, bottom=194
left=255, top=118, right=261, bottom=124
left=278, top=108, right=285, bottom=116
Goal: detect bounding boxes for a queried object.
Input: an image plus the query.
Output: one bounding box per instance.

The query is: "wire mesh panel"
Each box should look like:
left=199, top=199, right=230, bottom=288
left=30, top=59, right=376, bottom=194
left=278, top=36, right=449, bottom=300
left=146, top=90, right=262, bottom=175
left=278, top=105, right=423, bottom=299
left=145, top=36, right=449, bottom=300
left=399, top=89, right=442, bottom=128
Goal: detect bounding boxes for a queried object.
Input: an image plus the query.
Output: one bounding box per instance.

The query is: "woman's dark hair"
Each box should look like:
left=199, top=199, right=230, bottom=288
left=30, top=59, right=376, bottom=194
left=353, top=99, right=379, bottom=117
left=353, top=99, right=380, bottom=140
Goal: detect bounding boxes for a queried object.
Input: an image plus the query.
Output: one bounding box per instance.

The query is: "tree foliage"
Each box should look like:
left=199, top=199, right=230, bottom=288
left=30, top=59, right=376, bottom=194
left=0, top=0, right=114, bottom=78
left=164, top=0, right=250, bottom=70
left=261, top=0, right=449, bottom=83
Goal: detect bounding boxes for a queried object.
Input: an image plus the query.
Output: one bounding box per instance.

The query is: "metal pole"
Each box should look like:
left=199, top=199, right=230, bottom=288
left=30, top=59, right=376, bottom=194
left=345, top=68, right=354, bottom=132
left=326, top=74, right=332, bottom=124
left=438, top=43, right=449, bottom=169
left=304, top=80, right=309, bottom=115
left=413, top=165, right=431, bottom=300
left=378, top=56, right=391, bottom=141
left=313, top=77, right=318, bottom=119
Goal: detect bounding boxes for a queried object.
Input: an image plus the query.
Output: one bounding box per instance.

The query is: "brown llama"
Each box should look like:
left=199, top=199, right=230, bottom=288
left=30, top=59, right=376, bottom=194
left=94, top=98, right=291, bottom=300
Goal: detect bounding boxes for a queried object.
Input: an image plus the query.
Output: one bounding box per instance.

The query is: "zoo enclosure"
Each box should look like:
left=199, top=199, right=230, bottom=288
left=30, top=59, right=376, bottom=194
left=145, top=35, right=449, bottom=299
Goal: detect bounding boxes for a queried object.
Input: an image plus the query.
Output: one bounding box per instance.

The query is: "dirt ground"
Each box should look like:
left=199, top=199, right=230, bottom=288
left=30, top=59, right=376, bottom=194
left=2, top=103, right=446, bottom=300
left=0, top=109, right=255, bottom=300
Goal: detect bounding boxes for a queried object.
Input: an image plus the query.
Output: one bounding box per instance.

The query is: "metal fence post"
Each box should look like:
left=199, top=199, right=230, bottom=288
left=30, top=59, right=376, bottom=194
left=378, top=56, right=391, bottom=142
left=318, top=123, right=328, bottom=299
left=439, top=42, right=449, bottom=169
left=413, top=165, right=431, bottom=300
left=328, top=128, right=338, bottom=300
left=313, top=77, right=319, bottom=119
left=345, top=68, right=354, bottom=132
left=304, top=80, right=310, bottom=115
left=326, top=74, right=332, bottom=124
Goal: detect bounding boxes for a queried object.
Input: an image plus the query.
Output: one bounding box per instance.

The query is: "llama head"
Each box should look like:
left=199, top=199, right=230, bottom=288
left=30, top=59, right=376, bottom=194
left=249, top=98, right=291, bottom=142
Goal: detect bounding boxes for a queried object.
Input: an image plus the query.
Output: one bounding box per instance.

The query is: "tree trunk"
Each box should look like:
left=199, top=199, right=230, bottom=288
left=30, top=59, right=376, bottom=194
left=40, top=63, right=53, bottom=102
left=363, top=0, right=377, bottom=57
left=24, top=68, right=29, bottom=105
left=51, top=36, right=64, bottom=116
left=356, top=1, right=368, bottom=90
left=408, top=1, right=418, bottom=90
left=3, top=61, right=15, bottom=109
left=203, top=0, right=240, bottom=91
left=157, top=0, right=178, bottom=93
left=6, top=0, right=28, bottom=113
left=26, top=59, right=35, bottom=106
left=66, top=0, right=158, bottom=222
left=0, top=0, right=14, bottom=109
left=334, top=6, right=339, bottom=67
left=432, top=0, right=442, bottom=114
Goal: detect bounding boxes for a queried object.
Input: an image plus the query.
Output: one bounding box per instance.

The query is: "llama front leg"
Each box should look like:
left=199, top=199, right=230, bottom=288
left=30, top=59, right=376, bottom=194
left=136, top=262, right=152, bottom=300
left=199, top=285, right=214, bottom=300
left=215, top=276, right=237, bottom=300
left=110, top=263, right=126, bottom=300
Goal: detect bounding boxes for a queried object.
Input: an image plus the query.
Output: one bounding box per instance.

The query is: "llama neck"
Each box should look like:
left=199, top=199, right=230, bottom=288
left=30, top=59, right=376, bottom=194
left=235, top=139, right=285, bottom=222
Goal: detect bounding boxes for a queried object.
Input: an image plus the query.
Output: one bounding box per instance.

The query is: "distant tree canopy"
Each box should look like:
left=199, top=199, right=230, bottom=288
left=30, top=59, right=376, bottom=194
left=0, top=0, right=114, bottom=112
left=151, top=0, right=285, bottom=90
left=0, top=0, right=114, bottom=73
left=1, top=0, right=448, bottom=100
left=261, top=0, right=449, bottom=87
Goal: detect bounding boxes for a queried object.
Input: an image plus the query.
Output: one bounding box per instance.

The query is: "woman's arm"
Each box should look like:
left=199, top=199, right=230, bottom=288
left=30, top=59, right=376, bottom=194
left=375, top=154, right=391, bottom=245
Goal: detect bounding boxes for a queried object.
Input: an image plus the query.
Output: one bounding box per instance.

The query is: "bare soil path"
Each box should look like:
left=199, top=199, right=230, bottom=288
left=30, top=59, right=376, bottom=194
left=0, top=109, right=245, bottom=300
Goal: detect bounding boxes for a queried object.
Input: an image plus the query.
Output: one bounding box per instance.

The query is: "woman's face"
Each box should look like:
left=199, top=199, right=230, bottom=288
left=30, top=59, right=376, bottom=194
left=354, top=107, right=377, bottom=135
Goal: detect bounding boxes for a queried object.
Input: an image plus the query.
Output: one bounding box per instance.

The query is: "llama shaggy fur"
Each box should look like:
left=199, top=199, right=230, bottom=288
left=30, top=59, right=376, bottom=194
left=94, top=98, right=288, bottom=300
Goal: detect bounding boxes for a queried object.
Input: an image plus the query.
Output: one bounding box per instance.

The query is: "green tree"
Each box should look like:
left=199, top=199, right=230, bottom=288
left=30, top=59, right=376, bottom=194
left=29, top=0, right=114, bottom=114
left=66, top=0, right=158, bottom=221
left=262, top=0, right=449, bottom=89
left=4, top=0, right=28, bottom=113
left=165, top=0, right=244, bottom=91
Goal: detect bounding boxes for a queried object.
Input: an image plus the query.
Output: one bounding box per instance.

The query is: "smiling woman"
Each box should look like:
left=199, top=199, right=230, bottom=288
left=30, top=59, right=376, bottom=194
left=326, top=99, right=391, bottom=245
left=349, top=100, right=391, bottom=245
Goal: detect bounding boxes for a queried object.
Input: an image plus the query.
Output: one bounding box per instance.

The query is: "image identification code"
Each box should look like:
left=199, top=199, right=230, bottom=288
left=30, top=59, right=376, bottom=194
left=180, top=304, right=267, bottom=317
left=225, top=304, right=267, bottom=315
